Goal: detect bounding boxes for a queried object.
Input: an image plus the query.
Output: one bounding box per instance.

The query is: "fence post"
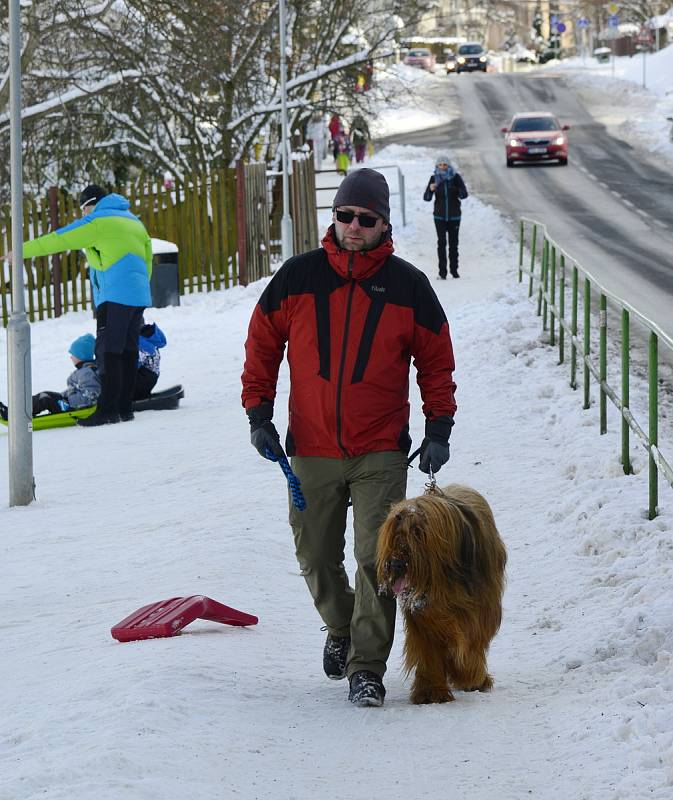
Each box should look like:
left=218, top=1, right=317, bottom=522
left=549, top=245, right=556, bottom=346
left=571, top=266, right=578, bottom=389
left=558, top=254, right=565, bottom=364
left=583, top=278, right=591, bottom=410
left=399, top=168, right=406, bottom=226
left=621, top=309, right=632, bottom=475
left=528, top=224, right=537, bottom=298
left=648, top=332, right=658, bottom=520
left=48, top=187, right=63, bottom=318
left=537, top=237, right=547, bottom=319
left=518, top=220, right=524, bottom=283
left=599, top=293, right=607, bottom=434
left=236, top=161, right=248, bottom=286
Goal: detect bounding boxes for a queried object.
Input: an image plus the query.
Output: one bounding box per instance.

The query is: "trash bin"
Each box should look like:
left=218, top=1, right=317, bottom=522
left=593, top=47, right=611, bottom=64
left=150, top=238, right=180, bottom=308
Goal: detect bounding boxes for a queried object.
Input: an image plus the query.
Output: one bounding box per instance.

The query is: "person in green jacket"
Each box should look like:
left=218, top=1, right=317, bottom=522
left=11, top=184, right=153, bottom=426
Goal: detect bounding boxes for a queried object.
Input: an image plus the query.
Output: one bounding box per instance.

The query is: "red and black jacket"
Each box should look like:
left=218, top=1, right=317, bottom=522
left=241, top=227, right=457, bottom=458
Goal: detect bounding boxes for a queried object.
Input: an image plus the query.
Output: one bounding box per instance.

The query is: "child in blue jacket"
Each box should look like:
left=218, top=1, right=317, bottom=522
left=134, top=322, right=167, bottom=399
left=0, top=333, right=101, bottom=419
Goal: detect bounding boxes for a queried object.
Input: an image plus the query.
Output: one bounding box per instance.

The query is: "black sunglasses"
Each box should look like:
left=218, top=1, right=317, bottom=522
left=335, top=209, right=380, bottom=228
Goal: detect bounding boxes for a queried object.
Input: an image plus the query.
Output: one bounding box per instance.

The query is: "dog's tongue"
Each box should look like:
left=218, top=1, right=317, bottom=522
left=393, top=577, right=407, bottom=595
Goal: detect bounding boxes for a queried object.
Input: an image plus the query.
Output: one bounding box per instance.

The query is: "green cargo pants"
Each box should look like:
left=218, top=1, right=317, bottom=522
left=289, top=451, right=408, bottom=679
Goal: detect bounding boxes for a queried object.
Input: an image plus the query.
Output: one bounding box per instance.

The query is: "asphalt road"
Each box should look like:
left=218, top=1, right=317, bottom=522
left=379, top=70, right=673, bottom=341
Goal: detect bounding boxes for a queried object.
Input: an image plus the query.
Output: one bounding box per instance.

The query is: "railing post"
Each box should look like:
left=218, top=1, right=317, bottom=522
left=648, top=332, right=658, bottom=520
left=528, top=224, right=537, bottom=298
left=599, top=293, right=607, bottom=434
left=621, top=309, right=632, bottom=475
left=398, top=168, right=406, bottom=226
left=550, top=245, right=556, bottom=347
left=518, top=219, right=524, bottom=283
left=537, top=237, right=547, bottom=318
left=570, top=266, right=578, bottom=389
left=559, top=254, right=565, bottom=364
left=583, top=277, right=591, bottom=410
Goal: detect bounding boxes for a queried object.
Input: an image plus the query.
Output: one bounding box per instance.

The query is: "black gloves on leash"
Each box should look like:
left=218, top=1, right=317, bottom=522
left=247, top=402, right=285, bottom=460
left=418, top=415, right=454, bottom=475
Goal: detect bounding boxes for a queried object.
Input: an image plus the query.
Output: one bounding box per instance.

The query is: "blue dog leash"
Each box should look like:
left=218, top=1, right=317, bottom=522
left=264, top=446, right=307, bottom=511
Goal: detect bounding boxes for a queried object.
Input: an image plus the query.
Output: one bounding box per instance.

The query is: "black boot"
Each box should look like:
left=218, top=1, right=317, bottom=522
left=77, top=352, right=122, bottom=427
left=348, top=670, right=385, bottom=707
left=323, top=633, right=351, bottom=680
left=0, top=401, right=7, bottom=421
left=118, top=349, right=138, bottom=421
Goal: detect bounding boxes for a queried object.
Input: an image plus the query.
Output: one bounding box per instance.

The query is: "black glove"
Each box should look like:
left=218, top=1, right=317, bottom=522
left=247, top=402, right=285, bottom=461
left=418, top=415, right=454, bottom=475
left=140, top=323, right=155, bottom=338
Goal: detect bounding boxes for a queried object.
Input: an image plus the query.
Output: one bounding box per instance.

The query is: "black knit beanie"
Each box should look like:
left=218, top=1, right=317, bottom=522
left=79, top=184, right=107, bottom=209
left=332, top=168, right=390, bottom=223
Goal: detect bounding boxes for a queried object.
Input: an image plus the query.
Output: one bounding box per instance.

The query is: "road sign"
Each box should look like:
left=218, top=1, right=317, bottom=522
left=578, top=17, right=590, bottom=29
left=550, top=14, right=558, bottom=26
left=636, top=27, right=653, bottom=44
left=608, top=2, right=619, bottom=14
left=557, top=22, right=566, bottom=33
left=608, top=14, right=619, bottom=27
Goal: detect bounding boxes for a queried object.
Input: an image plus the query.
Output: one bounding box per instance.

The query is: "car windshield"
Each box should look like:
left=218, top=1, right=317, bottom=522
left=409, top=50, right=430, bottom=57
left=511, top=117, right=559, bottom=132
left=459, top=45, right=483, bottom=55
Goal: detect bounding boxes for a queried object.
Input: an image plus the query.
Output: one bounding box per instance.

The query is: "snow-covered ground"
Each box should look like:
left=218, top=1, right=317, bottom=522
left=2, top=140, right=673, bottom=799
left=543, top=43, right=673, bottom=165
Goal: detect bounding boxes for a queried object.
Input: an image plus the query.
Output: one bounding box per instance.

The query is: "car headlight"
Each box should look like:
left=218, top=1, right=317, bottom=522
left=457, top=57, right=466, bottom=63
left=509, top=138, right=521, bottom=147
left=479, top=56, right=487, bottom=62
left=554, top=136, right=565, bottom=145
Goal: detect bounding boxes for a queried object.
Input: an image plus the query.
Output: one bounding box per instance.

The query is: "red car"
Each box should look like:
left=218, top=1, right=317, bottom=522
left=501, top=112, right=569, bottom=167
left=404, top=48, right=436, bottom=72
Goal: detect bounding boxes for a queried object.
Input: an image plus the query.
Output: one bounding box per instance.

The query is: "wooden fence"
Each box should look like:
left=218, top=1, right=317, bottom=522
left=0, top=153, right=319, bottom=327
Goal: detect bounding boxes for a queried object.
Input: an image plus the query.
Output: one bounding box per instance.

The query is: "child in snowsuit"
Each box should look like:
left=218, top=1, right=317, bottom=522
left=423, top=154, right=468, bottom=279
left=134, top=322, right=167, bottom=399
left=0, top=334, right=101, bottom=420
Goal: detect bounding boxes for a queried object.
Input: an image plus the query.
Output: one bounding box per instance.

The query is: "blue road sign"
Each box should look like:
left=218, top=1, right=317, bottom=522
left=578, top=17, right=590, bottom=29
left=608, top=14, right=619, bottom=27
left=557, top=22, right=566, bottom=33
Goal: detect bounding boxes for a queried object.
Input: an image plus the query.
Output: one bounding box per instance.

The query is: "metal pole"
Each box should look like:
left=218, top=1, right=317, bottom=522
left=279, top=0, right=293, bottom=262
left=7, top=0, right=35, bottom=507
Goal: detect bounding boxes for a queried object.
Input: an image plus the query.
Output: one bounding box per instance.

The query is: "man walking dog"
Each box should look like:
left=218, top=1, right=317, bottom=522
left=241, top=168, right=457, bottom=706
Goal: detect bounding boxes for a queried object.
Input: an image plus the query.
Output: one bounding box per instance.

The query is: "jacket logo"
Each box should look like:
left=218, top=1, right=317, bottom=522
left=370, top=285, right=386, bottom=293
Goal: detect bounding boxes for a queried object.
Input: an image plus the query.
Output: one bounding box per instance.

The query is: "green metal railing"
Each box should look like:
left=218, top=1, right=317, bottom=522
left=519, top=217, right=673, bottom=520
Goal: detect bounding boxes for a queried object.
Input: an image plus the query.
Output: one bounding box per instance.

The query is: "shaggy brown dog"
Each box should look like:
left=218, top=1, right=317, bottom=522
left=377, top=484, right=506, bottom=704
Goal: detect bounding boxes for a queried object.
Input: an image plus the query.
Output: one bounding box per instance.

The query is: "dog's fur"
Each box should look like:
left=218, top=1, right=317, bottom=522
left=377, top=484, right=507, bottom=704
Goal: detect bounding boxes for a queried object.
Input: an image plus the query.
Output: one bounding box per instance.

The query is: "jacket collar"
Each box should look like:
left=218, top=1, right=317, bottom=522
left=321, top=225, right=394, bottom=281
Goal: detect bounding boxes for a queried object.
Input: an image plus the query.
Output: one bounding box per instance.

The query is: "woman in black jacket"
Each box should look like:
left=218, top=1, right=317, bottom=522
left=423, top=155, right=468, bottom=279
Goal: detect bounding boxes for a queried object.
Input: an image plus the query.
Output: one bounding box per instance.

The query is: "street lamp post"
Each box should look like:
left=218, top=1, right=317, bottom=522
left=279, top=0, right=294, bottom=262
left=7, top=0, right=35, bottom=507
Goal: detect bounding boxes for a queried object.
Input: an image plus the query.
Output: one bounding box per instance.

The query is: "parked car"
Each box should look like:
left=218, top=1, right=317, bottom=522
left=501, top=112, right=569, bottom=167
left=444, top=49, right=457, bottom=74
left=456, top=43, right=488, bottom=73
left=404, top=48, right=436, bottom=72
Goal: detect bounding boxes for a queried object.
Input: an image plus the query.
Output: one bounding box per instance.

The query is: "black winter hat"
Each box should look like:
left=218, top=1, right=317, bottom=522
left=332, top=168, right=390, bottom=223
left=79, top=184, right=107, bottom=209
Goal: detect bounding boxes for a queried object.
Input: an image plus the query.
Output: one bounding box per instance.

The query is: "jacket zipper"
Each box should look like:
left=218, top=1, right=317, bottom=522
left=335, top=253, right=355, bottom=455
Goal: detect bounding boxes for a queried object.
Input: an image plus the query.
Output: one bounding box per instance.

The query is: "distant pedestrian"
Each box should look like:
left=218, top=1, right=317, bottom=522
left=16, top=184, right=152, bottom=425
left=333, top=130, right=352, bottom=175
left=351, top=115, right=370, bottom=164
left=423, top=155, right=468, bottom=279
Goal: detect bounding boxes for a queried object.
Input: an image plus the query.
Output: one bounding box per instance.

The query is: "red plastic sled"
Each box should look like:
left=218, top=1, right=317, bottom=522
left=111, top=595, right=258, bottom=642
